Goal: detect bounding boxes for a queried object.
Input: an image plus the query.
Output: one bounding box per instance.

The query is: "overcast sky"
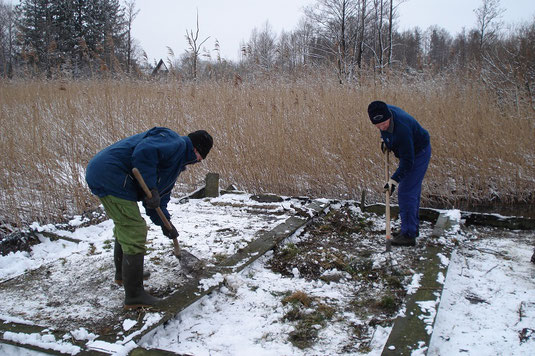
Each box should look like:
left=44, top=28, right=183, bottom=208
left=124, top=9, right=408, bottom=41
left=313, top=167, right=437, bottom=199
left=6, top=0, right=535, bottom=63
left=132, top=0, right=535, bottom=64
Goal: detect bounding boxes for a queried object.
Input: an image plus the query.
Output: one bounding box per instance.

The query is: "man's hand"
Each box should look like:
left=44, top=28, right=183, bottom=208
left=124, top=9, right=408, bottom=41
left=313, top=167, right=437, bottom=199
left=384, top=178, right=397, bottom=196
left=381, top=141, right=390, bottom=154
left=162, top=223, right=179, bottom=240
left=145, top=188, right=160, bottom=209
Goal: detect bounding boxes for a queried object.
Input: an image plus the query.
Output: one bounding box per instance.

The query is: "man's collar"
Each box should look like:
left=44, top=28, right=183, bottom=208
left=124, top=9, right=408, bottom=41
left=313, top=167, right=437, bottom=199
left=387, top=118, right=394, bottom=133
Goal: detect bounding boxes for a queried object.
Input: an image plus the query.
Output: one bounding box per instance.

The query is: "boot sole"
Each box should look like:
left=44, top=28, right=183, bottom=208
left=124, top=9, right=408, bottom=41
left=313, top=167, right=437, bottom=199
left=123, top=303, right=157, bottom=310
left=391, top=241, right=416, bottom=246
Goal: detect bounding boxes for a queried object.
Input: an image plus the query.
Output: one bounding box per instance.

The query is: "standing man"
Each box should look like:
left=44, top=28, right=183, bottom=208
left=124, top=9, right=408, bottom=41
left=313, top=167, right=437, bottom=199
left=86, top=127, right=213, bottom=308
left=368, top=101, right=431, bottom=246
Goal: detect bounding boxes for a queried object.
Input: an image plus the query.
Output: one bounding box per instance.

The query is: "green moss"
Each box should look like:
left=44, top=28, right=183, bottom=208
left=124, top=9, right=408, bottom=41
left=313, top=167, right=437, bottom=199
left=375, top=294, right=397, bottom=313
left=385, top=276, right=403, bottom=288
left=280, top=243, right=299, bottom=259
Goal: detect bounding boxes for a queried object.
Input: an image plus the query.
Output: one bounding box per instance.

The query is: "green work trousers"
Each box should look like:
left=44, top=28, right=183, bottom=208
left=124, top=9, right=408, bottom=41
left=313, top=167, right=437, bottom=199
left=99, top=195, right=147, bottom=255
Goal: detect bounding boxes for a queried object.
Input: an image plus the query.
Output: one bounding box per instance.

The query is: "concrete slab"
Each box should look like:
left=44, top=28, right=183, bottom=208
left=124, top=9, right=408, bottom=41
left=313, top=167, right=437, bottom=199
left=381, top=245, right=452, bottom=355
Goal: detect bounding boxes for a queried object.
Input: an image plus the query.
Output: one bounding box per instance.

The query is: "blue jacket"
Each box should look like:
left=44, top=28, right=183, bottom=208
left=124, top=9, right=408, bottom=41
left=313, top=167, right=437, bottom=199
left=85, top=127, right=198, bottom=226
left=381, top=105, right=430, bottom=183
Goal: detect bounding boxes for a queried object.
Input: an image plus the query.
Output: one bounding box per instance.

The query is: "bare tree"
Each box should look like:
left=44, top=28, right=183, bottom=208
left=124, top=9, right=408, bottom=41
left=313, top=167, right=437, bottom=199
left=474, top=0, right=504, bottom=52
left=242, top=21, right=277, bottom=72
left=0, top=0, right=16, bottom=77
left=427, top=26, right=452, bottom=71
left=394, top=27, right=423, bottom=70
left=124, top=0, right=140, bottom=74
left=480, top=19, right=535, bottom=114
left=355, top=0, right=368, bottom=70
left=370, top=0, right=386, bottom=73
left=185, top=11, right=209, bottom=80
left=305, top=0, right=359, bottom=82
left=386, top=0, right=406, bottom=67
left=292, top=19, right=315, bottom=67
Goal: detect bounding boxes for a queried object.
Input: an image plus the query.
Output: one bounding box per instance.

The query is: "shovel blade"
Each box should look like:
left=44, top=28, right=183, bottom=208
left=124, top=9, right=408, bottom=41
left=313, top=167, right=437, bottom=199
left=176, top=249, right=203, bottom=274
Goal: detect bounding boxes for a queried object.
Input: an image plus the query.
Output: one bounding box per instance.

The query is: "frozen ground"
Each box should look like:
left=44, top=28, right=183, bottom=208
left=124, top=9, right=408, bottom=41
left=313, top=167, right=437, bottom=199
left=0, top=193, right=534, bottom=355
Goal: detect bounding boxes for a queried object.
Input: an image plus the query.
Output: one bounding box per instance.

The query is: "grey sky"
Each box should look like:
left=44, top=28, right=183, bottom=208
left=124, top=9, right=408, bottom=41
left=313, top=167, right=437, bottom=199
left=6, top=0, right=535, bottom=63
left=397, top=0, right=535, bottom=34
left=132, top=0, right=535, bottom=64
left=131, top=0, right=313, bottom=64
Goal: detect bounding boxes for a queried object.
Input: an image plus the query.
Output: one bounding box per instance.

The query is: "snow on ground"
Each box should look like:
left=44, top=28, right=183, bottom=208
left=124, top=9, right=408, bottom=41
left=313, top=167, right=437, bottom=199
left=429, top=233, right=535, bottom=355
left=0, top=193, right=297, bottom=284
left=141, top=250, right=391, bottom=356
left=0, top=194, right=534, bottom=355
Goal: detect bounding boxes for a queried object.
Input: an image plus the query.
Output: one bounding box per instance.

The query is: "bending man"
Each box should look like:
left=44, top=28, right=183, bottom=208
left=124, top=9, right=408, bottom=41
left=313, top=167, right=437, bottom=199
left=86, top=127, right=213, bottom=308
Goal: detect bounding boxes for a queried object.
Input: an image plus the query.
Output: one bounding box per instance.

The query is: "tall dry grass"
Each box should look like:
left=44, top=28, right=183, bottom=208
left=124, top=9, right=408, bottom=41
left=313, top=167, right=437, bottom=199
left=1, top=75, right=534, bottom=226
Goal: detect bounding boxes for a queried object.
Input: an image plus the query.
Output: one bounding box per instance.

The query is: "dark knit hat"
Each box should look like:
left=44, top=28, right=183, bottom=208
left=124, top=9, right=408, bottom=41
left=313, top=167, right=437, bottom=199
left=188, top=130, right=213, bottom=159
left=368, top=101, right=392, bottom=124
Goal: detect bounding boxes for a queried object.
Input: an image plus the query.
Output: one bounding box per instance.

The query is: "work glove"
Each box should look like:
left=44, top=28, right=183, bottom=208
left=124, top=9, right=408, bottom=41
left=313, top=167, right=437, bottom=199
left=384, top=178, right=398, bottom=196
left=144, top=188, right=160, bottom=209
left=162, top=223, right=179, bottom=240
left=381, top=141, right=390, bottom=154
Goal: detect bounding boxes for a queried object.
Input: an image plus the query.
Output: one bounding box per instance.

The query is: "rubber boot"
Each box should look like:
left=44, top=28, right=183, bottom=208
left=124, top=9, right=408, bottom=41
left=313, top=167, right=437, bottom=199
left=390, top=234, right=416, bottom=247
left=123, top=253, right=161, bottom=309
left=114, top=240, right=123, bottom=285
left=114, top=241, right=150, bottom=286
left=392, top=229, right=418, bottom=238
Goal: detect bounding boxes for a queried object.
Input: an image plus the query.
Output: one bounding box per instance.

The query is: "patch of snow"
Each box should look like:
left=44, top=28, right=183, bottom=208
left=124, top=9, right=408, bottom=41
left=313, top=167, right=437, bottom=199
left=436, top=253, right=450, bottom=266
left=406, top=273, right=422, bottom=295
left=122, top=319, right=137, bottom=332
left=436, top=271, right=445, bottom=284
left=417, top=299, right=438, bottom=334
left=86, top=340, right=137, bottom=355
left=0, top=314, right=35, bottom=325
left=0, top=343, right=50, bottom=355
left=68, top=215, right=89, bottom=227
left=199, top=273, right=225, bottom=291
left=2, top=332, right=80, bottom=355
left=70, top=327, right=97, bottom=342
left=444, top=209, right=461, bottom=222
left=0, top=237, right=88, bottom=282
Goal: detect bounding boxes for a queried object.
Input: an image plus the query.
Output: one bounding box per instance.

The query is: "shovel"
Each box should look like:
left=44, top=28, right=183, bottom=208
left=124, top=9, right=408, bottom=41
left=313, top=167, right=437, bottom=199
left=384, top=150, right=392, bottom=252
left=132, top=168, right=203, bottom=274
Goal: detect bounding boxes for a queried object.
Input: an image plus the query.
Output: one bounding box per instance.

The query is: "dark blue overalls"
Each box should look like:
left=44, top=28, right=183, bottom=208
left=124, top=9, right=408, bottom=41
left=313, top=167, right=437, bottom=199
left=380, top=105, right=431, bottom=238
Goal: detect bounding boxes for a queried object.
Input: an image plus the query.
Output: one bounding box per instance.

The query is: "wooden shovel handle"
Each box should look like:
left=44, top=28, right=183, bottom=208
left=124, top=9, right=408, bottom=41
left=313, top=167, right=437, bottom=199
left=385, top=150, right=392, bottom=251
left=132, top=168, right=180, bottom=255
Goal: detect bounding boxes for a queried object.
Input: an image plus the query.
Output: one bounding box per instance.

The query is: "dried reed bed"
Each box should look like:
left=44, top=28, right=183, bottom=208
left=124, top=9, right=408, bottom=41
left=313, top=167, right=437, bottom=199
left=0, top=77, right=533, bottom=226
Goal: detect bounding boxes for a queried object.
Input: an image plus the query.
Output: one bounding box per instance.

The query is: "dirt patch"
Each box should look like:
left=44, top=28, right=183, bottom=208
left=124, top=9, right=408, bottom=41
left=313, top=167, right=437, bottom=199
left=268, top=203, right=433, bottom=351
left=0, top=231, right=41, bottom=256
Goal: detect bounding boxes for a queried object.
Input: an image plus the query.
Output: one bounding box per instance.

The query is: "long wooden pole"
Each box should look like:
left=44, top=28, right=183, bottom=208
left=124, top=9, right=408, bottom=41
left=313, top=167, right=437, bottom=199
left=132, top=168, right=180, bottom=256
left=385, top=150, right=392, bottom=252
